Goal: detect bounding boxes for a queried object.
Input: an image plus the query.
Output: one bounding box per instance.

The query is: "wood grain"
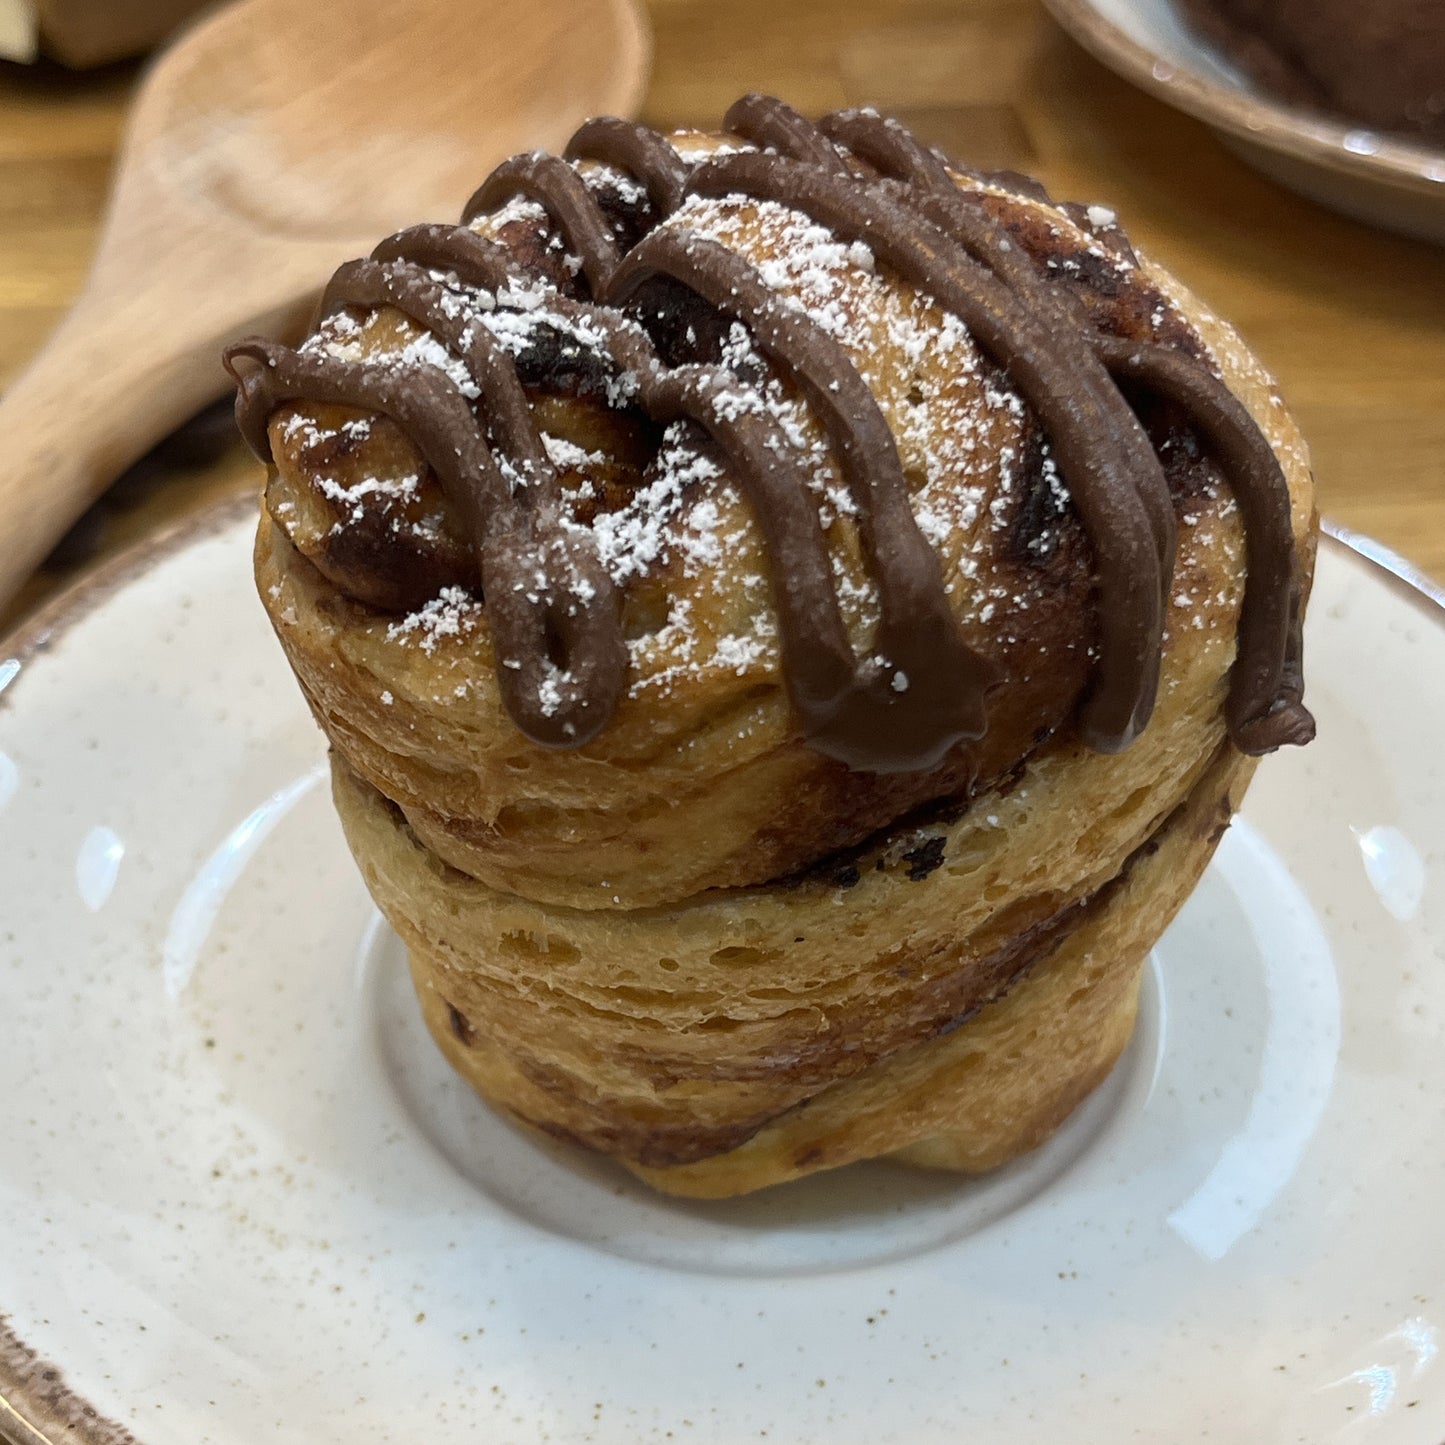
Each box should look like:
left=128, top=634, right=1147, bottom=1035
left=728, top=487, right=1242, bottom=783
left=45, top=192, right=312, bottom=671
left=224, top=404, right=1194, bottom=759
left=0, top=0, right=1442, bottom=637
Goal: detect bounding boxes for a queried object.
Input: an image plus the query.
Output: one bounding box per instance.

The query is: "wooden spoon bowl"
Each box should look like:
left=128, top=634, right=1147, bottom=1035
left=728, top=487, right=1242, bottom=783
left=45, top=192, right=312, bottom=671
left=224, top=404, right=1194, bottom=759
left=0, top=0, right=648, bottom=606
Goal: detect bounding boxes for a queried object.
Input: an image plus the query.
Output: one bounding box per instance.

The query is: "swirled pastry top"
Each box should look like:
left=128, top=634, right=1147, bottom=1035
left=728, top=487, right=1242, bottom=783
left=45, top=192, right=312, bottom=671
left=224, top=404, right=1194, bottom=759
left=226, top=95, right=1314, bottom=777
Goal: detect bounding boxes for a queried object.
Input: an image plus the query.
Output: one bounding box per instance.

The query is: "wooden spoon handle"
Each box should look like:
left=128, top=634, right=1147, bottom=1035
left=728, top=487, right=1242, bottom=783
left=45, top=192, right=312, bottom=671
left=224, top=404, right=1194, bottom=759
left=0, top=289, right=312, bottom=608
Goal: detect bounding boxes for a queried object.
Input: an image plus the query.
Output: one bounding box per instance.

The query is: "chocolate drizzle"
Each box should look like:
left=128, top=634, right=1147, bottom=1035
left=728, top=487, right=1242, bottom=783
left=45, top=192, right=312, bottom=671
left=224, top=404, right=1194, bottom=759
left=606, top=229, right=991, bottom=765
left=225, top=333, right=625, bottom=748
left=464, top=153, right=622, bottom=293
left=688, top=147, right=1180, bottom=751
left=370, top=223, right=514, bottom=287
left=224, top=93, right=1314, bottom=768
left=565, top=117, right=690, bottom=214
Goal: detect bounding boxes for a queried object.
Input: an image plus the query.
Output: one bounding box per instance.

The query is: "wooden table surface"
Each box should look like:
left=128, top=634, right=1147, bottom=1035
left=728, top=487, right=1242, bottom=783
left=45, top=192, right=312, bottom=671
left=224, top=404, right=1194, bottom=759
left=3, top=0, right=1444, bottom=635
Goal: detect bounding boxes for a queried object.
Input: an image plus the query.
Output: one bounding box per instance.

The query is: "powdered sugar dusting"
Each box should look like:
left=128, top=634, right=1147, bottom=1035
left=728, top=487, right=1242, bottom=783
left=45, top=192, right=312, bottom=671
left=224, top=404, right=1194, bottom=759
left=276, top=128, right=1214, bottom=713
left=317, top=471, right=422, bottom=524
left=542, top=434, right=608, bottom=472
left=592, top=426, right=724, bottom=585
left=386, top=587, right=480, bottom=654
left=664, top=189, right=1038, bottom=578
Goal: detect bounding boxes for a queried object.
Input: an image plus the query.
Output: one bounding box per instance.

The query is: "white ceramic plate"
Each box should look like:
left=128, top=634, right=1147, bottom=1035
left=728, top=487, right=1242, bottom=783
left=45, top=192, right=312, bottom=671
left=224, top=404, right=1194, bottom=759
left=2, top=501, right=1444, bottom=1445
left=1040, top=0, right=1445, bottom=244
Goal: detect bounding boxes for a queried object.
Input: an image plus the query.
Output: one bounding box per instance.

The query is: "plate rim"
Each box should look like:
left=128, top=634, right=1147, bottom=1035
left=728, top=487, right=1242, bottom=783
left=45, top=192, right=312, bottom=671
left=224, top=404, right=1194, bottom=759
left=0, top=493, right=259, bottom=706
left=0, top=508, right=1441, bottom=1445
left=0, top=492, right=261, bottom=1445
left=1038, top=0, right=1445, bottom=196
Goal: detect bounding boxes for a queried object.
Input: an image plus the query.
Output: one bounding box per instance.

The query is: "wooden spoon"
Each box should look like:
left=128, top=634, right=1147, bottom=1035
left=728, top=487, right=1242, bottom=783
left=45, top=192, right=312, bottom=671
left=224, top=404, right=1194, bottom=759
left=0, top=0, right=648, bottom=607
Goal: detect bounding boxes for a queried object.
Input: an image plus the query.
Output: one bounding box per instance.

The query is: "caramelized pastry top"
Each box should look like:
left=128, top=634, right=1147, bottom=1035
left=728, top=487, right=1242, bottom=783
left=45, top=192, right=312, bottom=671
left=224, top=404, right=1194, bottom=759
left=225, top=96, right=1313, bottom=774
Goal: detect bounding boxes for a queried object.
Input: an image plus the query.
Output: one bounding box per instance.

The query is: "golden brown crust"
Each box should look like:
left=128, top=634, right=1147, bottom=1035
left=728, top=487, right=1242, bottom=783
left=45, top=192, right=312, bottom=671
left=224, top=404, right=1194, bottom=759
left=640, top=742, right=1256, bottom=1196
left=336, top=725, right=1254, bottom=1194
left=325, top=510, right=1262, bottom=1166
left=251, top=129, right=1315, bottom=1195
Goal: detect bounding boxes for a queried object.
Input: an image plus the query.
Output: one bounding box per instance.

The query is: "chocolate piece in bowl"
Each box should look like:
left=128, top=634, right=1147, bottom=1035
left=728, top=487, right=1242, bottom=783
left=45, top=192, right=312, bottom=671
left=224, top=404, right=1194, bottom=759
left=1177, top=0, right=1445, bottom=141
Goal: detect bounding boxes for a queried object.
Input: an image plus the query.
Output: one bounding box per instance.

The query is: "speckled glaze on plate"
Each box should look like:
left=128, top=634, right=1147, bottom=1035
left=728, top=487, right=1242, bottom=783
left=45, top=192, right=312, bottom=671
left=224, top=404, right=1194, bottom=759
left=1040, top=0, right=1445, bottom=244
left=1, top=500, right=1444, bottom=1445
